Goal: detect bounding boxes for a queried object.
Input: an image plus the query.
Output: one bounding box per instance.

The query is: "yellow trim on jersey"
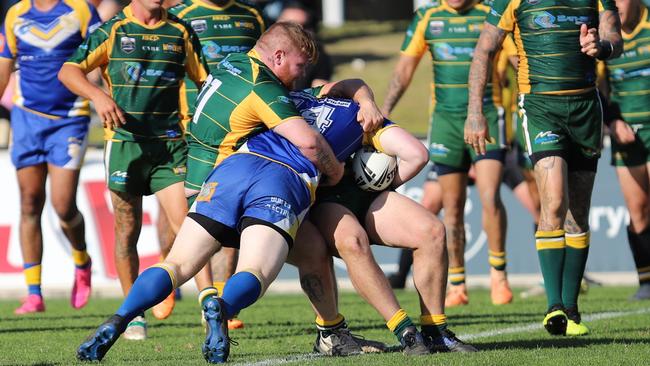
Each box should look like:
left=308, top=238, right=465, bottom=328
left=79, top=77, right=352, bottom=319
left=400, top=6, right=434, bottom=57
left=187, top=131, right=220, bottom=151
left=114, top=32, right=183, bottom=39
left=179, top=81, right=190, bottom=129
left=496, top=0, right=521, bottom=32
left=365, top=124, right=399, bottom=153
left=4, top=0, right=33, bottom=57
left=250, top=92, right=292, bottom=128
left=15, top=104, right=63, bottom=120
left=63, top=0, right=92, bottom=38
left=536, top=87, right=595, bottom=95
left=76, top=39, right=111, bottom=72
left=198, top=110, right=230, bottom=133
left=109, top=57, right=183, bottom=65
left=188, top=153, right=217, bottom=165
left=175, top=3, right=198, bottom=18
left=195, top=0, right=235, bottom=11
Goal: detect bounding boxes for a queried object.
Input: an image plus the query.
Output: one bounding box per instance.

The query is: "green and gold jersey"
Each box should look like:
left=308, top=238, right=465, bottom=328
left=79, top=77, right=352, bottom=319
left=66, top=5, right=209, bottom=141
left=189, top=49, right=301, bottom=166
left=401, top=1, right=515, bottom=113
left=169, top=0, right=265, bottom=125
left=604, top=6, right=650, bottom=124
left=487, top=0, right=617, bottom=95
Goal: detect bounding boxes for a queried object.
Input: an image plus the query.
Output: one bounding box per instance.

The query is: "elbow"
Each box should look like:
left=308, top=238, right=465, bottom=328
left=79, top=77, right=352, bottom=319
left=399, top=141, right=428, bottom=171
left=57, top=65, right=70, bottom=86
left=413, top=143, right=429, bottom=171
left=296, top=133, right=320, bottom=158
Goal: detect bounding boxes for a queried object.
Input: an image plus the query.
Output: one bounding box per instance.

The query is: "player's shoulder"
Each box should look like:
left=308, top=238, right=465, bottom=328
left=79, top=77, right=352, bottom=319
left=5, top=0, right=32, bottom=20
left=413, top=1, right=446, bottom=19
left=232, top=0, right=263, bottom=14
left=166, top=11, right=195, bottom=36
left=474, top=3, right=492, bottom=15
left=168, top=0, right=195, bottom=17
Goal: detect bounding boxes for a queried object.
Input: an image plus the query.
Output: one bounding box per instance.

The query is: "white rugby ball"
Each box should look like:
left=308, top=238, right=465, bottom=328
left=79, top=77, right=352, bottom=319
left=352, top=146, right=397, bottom=192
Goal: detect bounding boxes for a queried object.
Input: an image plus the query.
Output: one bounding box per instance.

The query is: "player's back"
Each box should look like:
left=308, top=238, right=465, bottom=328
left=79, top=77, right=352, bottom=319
left=2, top=0, right=100, bottom=117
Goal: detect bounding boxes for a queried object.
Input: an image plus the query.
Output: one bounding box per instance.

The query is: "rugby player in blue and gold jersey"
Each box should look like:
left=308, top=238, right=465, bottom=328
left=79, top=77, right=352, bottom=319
left=0, top=0, right=101, bottom=315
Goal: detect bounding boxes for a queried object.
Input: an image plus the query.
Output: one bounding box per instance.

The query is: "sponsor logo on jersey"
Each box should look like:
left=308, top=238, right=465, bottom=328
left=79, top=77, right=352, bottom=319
left=110, top=170, right=128, bottom=184
left=121, top=36, right=136, bottom=53
left=531, top=11, right=590, bottom=29
left=277, top=96, right=291, bottom=104
left=197, top=182, right=218, bottom=202
left=142, top=35, right=160, bottom=41
left=434, top=42, right=474, bottom=60
left=534, top=131, right=560, bottom=144
left=202, top=41, right=250, bottom=60
left=429, top=143, right=450, bottom=156
left=173, top=165, right=187, bottom=175
left=234, top=21, right=255, bottom=30
left=163, top=43, right=183, bottom=53
left=612, top=67, right=650, bottom=81
left=121, top=62, right=177, bottom=83
left=219, top=59, right=242, bottom=75
left=191, top=19, right=207, bottom=34
left=429, top=20, right=444, bottom=35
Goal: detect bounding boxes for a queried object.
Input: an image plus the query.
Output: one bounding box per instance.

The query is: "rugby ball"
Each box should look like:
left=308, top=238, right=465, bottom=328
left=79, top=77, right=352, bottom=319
left=352, top=146, right=397, bottom=192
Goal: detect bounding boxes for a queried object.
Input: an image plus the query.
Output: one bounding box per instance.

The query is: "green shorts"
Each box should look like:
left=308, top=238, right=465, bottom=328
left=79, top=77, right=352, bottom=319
left=518, top=91, right=602, bottom=170
left=428, top=107, right=506, bottom=170
left=185, top=135, right=218, bottom=192
left=315, top=173, right=382, bottom=223
left=611, top=123, right=650, bottom=167
left=105, top=139, right=187, bottom=196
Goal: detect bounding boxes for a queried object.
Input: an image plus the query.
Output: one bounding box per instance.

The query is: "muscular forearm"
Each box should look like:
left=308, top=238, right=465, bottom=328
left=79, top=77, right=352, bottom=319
left=467, top=24, right=505, bottom=115
left=598, top=10, right=623, bottom=59
left=304, top=133, right=341, bottom=181
left=58, top=64, right=107, bottom=101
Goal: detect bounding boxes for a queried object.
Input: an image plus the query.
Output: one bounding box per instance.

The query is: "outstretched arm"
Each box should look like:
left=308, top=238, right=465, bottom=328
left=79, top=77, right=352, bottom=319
left=381, top=54, right=420, bottom=117
left=465, top=23, right=506, bottom=155
left=320, top=78, right=384, bottom=132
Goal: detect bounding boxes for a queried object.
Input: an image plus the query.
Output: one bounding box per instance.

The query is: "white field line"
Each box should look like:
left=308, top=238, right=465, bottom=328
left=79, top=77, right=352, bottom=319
left=235, top=307, right=650, bottom=366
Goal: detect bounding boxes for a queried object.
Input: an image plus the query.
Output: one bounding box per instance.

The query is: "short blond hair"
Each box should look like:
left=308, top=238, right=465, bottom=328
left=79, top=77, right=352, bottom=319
left=257, top=21, right=318, bottom=64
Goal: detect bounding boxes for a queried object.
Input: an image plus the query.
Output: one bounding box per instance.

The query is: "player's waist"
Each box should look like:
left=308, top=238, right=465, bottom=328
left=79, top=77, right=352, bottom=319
left=105, top=127, right=184, bottom=142
left=520, top=88, right=599, bottom=99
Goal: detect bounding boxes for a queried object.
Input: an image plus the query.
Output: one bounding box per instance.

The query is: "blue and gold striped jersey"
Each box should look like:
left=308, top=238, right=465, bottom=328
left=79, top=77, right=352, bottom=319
left=0, top=0, right=101, bottom=119
left=604, top=6, right=650, bottom=124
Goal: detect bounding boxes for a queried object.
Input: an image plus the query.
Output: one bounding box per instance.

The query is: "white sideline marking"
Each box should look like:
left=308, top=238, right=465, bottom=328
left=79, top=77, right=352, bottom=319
left=235, top=307, right=650, bottom=366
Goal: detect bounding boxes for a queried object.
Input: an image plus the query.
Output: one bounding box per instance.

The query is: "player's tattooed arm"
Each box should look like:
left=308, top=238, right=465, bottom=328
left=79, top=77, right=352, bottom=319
left=465, top=23, right=506, bottom=155
left=381, top=54, right=420, bottom=117
left=581, top=10, right=622, bottom=59
left=273, top=118, right=344, bottom=186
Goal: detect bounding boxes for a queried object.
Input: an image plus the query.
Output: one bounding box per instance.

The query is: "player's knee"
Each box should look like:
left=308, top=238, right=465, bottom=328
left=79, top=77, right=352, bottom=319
left=20, top=190, right=46, bottom=217
left=51, top=200, right=79, bottom=222
left=479, top=189, right=502, bottom=213
left=336, top=233, right=371, bottom=258
left=414, top=219, right=445, bottom=253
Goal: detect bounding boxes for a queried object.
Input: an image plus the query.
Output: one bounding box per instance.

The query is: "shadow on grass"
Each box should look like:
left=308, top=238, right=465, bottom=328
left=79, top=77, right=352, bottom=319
left=476, top=337, right=650, bottom=350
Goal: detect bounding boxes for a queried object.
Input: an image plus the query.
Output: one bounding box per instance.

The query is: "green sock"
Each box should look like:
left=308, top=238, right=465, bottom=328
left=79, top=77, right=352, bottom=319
left=562, top=232, right=590, bottom=309
left=536, top=230, right=566, bottom=310
left=386, top=309, right=414, bottom=342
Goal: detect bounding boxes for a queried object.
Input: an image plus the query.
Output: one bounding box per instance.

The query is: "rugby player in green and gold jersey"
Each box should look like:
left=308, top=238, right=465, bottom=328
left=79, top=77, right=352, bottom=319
left=382, top=0, right=517, bottom=308
left=465, top=0, right=622, bottom=336
left=602, top=0, right=650, bottom=301
left=58, top=0, right=209, bottom=340
left=168, top=0, right=265, bottom=329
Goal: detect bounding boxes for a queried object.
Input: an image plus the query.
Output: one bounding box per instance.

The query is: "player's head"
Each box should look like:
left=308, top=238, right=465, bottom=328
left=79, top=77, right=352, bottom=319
left=446, top=0, right=476, bottom=11
left=615, top=0, right=641, bottom=26
left=255, top=22, right=318, bottom=87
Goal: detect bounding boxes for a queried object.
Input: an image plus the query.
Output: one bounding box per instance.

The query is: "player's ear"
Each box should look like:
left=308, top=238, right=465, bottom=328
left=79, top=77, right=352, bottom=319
left=273, top=49, right=285, bottom=67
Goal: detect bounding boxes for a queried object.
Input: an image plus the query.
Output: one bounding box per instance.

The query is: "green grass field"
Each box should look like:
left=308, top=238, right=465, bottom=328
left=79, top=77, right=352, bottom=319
left=1, top=287, right=649, bottom=365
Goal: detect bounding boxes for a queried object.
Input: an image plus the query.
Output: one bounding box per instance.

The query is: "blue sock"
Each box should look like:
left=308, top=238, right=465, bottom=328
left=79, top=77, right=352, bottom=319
left=220, top=271, right=262, bottom=318
left=116, top=266, right=173, bottom=322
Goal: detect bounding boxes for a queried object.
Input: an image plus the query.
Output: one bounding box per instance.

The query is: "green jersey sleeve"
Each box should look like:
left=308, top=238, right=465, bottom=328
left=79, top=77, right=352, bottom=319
left=400, top=8, right=428, bottom=57
left=251, top=81, right=301, bottom=128
left=486, top=0, right=519, bottom=32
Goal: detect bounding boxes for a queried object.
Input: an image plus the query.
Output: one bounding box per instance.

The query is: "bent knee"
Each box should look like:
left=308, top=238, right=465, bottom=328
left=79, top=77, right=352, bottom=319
left=336, top=233, right=371, bottom=258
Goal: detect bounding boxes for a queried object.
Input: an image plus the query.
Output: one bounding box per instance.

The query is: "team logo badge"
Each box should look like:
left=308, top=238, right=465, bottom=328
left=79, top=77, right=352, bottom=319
left=429, top=20, right=444, bottom=35
left=197, top=182, right=218, bottom=202
left=191, top=19, right=207, bottom=34
left=429, top=143, right=450, bottom=157
left=120, top=36, right=136, bottom=53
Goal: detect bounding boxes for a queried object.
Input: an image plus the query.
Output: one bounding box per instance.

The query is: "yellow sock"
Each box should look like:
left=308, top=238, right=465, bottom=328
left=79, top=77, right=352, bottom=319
left=420, top=314, right=447, bottom=326
left=449, top=266, right=465, bottom=285
left=72, top=249, right=90, bottom=268
left=213, top=281, right=225, bottom=296
left=488, top=250, right=507, bottom=271
left=315, top=313, right=344, bottom=329
left=198, top=287, right=219, bottom=306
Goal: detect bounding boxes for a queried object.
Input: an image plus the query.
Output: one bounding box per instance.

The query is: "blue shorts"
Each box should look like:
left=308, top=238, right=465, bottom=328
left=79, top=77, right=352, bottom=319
left=10, top=107, right=89, bottom=169
left=190, top=153, right=311, bottom=247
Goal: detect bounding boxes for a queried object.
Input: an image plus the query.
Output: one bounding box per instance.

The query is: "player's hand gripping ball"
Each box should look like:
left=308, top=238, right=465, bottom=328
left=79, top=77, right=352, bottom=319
left=352, top=146, right=397, bottom=192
